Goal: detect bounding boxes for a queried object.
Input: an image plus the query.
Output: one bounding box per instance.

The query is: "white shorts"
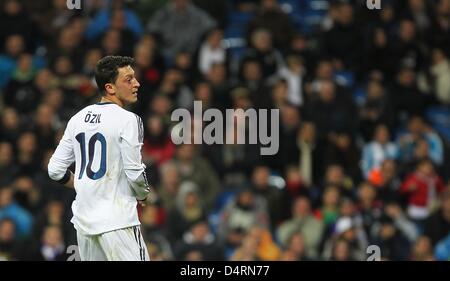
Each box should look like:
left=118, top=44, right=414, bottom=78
left=76, top=225, right=150, bottom=261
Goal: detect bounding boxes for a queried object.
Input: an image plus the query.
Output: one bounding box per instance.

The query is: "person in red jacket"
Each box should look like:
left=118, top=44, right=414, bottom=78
left=400, top=158, right=445, bottom=223
left=142, top=114, right=176, bottom=167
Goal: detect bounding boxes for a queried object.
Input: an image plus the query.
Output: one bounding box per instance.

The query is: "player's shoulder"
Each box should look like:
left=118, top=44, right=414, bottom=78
left=118, top=107, right=142, bottom=124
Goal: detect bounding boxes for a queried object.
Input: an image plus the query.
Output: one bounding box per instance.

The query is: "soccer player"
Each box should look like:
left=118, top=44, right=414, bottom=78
left=48, top=56, right=151, bottom=261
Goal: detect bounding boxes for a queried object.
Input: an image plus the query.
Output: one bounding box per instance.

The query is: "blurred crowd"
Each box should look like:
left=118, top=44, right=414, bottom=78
left=1, top=0, right=450, bottom=261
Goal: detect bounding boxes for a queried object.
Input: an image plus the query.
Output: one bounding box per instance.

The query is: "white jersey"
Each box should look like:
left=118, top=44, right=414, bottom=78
left=48, top=102, right=150, bottom=235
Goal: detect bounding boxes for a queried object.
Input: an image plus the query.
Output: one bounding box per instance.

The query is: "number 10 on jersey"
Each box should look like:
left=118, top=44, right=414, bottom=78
left=75, top=133, right=107, bottom=180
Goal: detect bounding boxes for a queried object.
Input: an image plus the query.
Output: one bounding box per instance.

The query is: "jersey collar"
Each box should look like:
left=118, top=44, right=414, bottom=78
left=96, top=102, right=114, bottom=105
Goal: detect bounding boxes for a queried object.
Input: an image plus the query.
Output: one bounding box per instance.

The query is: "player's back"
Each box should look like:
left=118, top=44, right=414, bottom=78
left=68, top=102, right=141, bottom=235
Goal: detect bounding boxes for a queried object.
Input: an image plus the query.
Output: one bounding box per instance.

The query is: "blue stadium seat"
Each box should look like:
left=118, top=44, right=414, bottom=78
left=352, top=86, right=367, bottom=106
left=426, top=106, right=450, bottom=142
left=228, top=11, right=254, bottom=24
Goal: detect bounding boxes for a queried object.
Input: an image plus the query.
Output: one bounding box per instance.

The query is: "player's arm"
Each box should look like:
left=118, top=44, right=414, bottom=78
left=48, top=120, right=75, bottom=188
left=119, top=114, right=151, bottom=201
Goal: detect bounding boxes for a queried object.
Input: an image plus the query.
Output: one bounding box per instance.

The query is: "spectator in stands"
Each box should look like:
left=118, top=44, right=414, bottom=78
left=363, top=28, right=396, bottom=81
left=304, top=59, right=335, bottom=99
left=33, top=104, right=58, bottom=151
left=321, top=216, right=367, bottom=261
left=390, top=65, right=429, bottom=119
left=362, top=124, right=399, bottom=179
left=359, top=78, right=395, bottom=141
left=304, top=79, right=357, bottom=143
left=22, top=225, right=66, bottom=261
left=356, top=182, right=383, bottom=241
left=229, top=234, right=259, bottom=261
left=0, top=108, right=22, bottom=144
left=203, top=113, right=261, bottom=188
left=142, top=114, right=175, bottom=168
left=243, top=28, right=284, bottom=79
left=267, top=77, right=289, bottom=110
left=324, top=131, right=361, bottom=182
left=400, top=158, right=445, bottom=223
left=85, top=0, right=144, bottom=41
left=204, top=62, right=231, bottom=110
left=277, top=53, right=306, bottom=107
left=250, top=165, right=281, bottom=228
left=410, top=235, right=435, bottom=261
left=148, top=94, right=174, bottom=123
left=280, top=166, right=310, bottom=221
left=0, top=142, right=19, bottom=186
left=0, top=218, right=18, bottom=261
left=277, top=196, right=323, bottom=259
left=368, top=159, right=402, bottom=204
left=397, top=116, right=444, bottom=166
left=0, top=0, right=38, bottom=52
left=425, top=48, right=450, bottom=105
left=15, top=132, right=41, bottom=176
left=173, top=219, right=223, bottom=260
left=314, top=185, right=341, bottom=240
left=197, top=28, right=227, bottom=77
left=139, top=202, right=173, bottom=260
left=97, top=8, right=140, bottom=56
left=192, top=81, right=215, bottom=110
left=48, top=26, right=85, bottom=72
left=34, top=199, right=72, bottom=238
left=246, top=0, right=295, bottom=50
left=322, top=164, right=354, bottom=199
left=371, top=210, right=415, bottom=261
left=0, top=34, right=26, bottom=89
left=147, top=0, right=216, bottom=59
left=246, top=225, right=281, bottom=261
left=423, top=189, right=450, bottom=246
left=282, top=231, right=311, bottom=261
left=329, top=238, right=354, bottom=261
left=100, top=29, right=123, bottom=57
left=218, top=189, right=269, bottom=250
left=293, top=121, right=325, bottom=187
left=392, top=19, right=425, bottom=71
left=174, top=51, right=197, bottom=89
left=146, top=238, right=173, bottom=261
left=12, top=176, right=42, bottom=214
left=321, top=0, right=363, bottom=72
left=237, top=58, right=268, bottom=108
left=276, top=104, right=301, bottom=172
left=434, top=232, right=450, bottom=261
left=399, top=137, right=433, bottom=178
left=166, top=181, right=207, bottom=244
left=427, top=0, right=450, bottom=52
left=3, top=53, right=40, bottom=114
left=172, top=144, right=220, bottom=212
left=32, top=0, right=77, bottom=45
left=0, top=186, right=33, bottom=239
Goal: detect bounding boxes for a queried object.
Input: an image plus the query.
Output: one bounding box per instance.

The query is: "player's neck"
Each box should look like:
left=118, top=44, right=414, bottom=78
left=100, top=96, right=124, bottom=108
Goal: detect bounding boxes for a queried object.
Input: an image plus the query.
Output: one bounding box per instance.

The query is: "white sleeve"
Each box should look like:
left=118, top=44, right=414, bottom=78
left=48, top=120, right=75, bottom=182
left=119, top=114, right=150, bottom=200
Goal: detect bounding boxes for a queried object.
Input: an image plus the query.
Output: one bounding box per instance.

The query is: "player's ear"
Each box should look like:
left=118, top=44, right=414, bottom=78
left=105, top=83, right=115, bottom=95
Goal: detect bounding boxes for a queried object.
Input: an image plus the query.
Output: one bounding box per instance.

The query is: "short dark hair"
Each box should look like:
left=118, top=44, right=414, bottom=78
left=94, top=56, right=135, bottom=95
